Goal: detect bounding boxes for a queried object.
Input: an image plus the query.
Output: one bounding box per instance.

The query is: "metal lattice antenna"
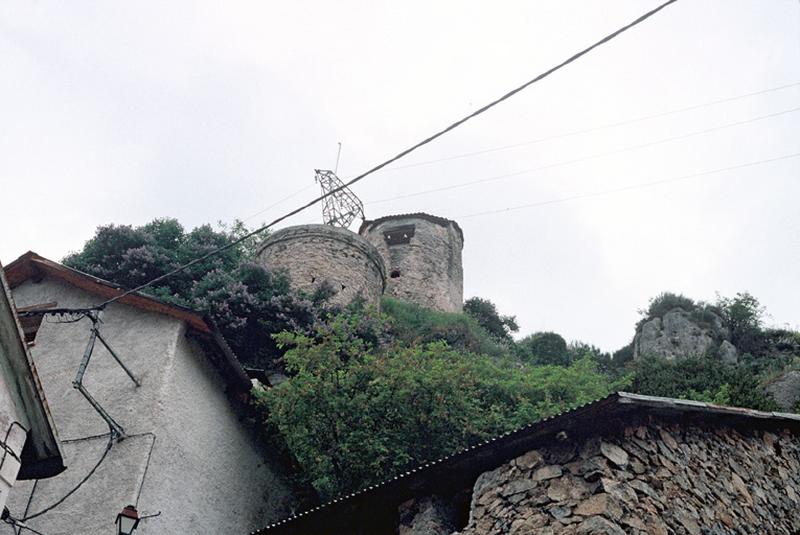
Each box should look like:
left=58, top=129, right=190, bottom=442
left=315, top=169, right=365, bottom=228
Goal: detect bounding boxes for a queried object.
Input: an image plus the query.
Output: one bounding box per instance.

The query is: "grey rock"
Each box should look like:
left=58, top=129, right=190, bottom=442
left=765, top=370, right=800, bottom=411
left=576, top=516, right=627, bottom=535
left=532, top=465, right=563, bottom=481
left=600, top=442, right=629, bottom=468
left=633, top=308, right=727, bottom=361
left=398, top=496, right=455, bottom=535
left=719, top=340, right=738, bottom=365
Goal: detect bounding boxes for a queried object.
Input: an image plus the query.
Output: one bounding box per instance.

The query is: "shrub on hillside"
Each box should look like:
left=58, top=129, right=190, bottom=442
left=380, top=297, right=508, bottom=357
left=517, top=332, right=571, bottom=366
left=463, top=297, right=518, bottom=343
left=629, top=355, right=777, bottom=411
left=254, top=309, right=627, bottom=500
left=641, top=292, right=696, bottom=320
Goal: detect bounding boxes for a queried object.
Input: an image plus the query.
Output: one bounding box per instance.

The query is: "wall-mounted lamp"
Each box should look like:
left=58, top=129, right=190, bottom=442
left=115, top=505, right=140, bottom=535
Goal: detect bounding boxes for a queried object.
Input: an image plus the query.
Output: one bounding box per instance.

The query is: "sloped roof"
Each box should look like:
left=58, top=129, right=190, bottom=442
left=0, top=263, right=64, bottom=479
left=252, top=392, right=800, bottom=534
left=4, top=252, right=251, bottom=392
left=5, top=252, right=210, bottom=333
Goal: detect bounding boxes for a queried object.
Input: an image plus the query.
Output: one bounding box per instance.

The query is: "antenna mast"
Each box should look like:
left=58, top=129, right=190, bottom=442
left=315, top=169, right=365, bottom=229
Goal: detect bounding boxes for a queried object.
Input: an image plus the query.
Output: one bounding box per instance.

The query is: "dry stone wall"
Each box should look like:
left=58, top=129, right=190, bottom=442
left=257, top=225, right=386, bottom=308
left=453, top=419, right=800, bottom=534
left=360, top=214, right=463, bottom=313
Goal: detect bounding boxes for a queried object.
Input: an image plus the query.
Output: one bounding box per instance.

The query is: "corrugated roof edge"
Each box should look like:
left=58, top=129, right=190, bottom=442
left=251, top=391, right=800, bottom=534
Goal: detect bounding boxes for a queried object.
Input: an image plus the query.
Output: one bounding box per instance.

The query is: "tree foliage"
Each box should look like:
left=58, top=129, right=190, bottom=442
left=629, top=356, right=778, bottom=411
left=381, top=297, right=508, bottom=357
left=62, top=218, right=322, bottom=368
left=716, top=292, right=765, bottom=354
left=641, top=292, right=696, bottom=319
left=463, top=297, right=518, bottom=343
left=254, top=309, right=627, bottom=500
left=517, top=331, right=571, bottom=366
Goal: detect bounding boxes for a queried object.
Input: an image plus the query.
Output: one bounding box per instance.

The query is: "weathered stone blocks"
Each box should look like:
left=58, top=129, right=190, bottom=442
left=257, top=224, right=386, bottom=308
left=454, top=420, right=800, bottom=534
left=359, top=214, right=463, bottom=313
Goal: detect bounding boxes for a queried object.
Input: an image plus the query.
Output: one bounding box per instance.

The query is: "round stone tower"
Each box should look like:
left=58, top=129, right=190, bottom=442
left=257, top=224, right=386, bottom=307
left=359, top=213, right=464, bottom=312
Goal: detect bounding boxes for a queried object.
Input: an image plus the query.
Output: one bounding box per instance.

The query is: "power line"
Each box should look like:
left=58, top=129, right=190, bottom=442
left=84, top=0, right=679, bottom=311
left=22, top=433, right=114, bottom=522
left=365, top=105, right=800, bottom=205
left=455, top=151, right=800, bottom=219
left=241, top=184, right=317, bottom=223
left=379, top=81, right=800, bottom=172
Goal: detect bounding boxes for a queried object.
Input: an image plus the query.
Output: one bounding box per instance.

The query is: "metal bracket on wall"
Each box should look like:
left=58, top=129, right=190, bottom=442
left=0, top=422, right=26, bottom=480
left=73, top=311, right=140, bottom=439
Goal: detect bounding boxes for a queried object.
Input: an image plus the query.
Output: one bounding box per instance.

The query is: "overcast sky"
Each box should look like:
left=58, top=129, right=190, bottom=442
left=2, top=1, right=798, bottom=352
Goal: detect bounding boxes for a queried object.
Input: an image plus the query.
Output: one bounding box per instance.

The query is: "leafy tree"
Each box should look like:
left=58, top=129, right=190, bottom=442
left=517, top=331, right=570, bottom=366
left=63, top=218, right=324, bottom=369
left=63, top=218, right=256, bottom=303
left=255, top=309, right=626, bottom=499
left=612, top=343, right=634, bottom=369
left=463, top=297, right=518, bottom=343
left=716, top=292, right=765, bottom=354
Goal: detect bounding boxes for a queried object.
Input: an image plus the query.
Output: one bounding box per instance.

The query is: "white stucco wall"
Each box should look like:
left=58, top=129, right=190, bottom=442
left=6, top=276, right=295, bottom=534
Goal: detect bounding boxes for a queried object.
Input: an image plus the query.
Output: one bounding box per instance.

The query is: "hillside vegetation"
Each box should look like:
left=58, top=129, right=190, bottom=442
left=63, top=218, right=800, bottom=500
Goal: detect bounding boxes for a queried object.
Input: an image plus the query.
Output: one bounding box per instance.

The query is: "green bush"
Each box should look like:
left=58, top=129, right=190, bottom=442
left=254, top=309, right=627, bottom=500
left=517, top=332, right=570, bottom=366
left=463, top=297, right=518, bottom=343
left=381, top=297, right=508, bottom=357
left=62, top=217, right=326, bottom=369
left=629, top=356, right=777, bottom=411
left=641, top=292, right=696, bottom=320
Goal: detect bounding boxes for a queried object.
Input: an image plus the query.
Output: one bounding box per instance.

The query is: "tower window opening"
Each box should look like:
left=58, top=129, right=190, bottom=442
left=390, top=270, right=401, bottom=279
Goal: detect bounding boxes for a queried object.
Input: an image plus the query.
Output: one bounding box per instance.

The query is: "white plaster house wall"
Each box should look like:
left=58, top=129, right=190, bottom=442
left=5, top=272, right=296, bottom=535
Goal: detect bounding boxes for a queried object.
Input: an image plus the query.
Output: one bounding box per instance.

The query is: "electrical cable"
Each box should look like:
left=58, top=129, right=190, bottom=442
left=2, top=517, right=48, bottom=535
left=380, top=81, right=800, bottom=172
left=133, top=433, right=157, bottom=507
left=365, top=105, right=800, bottom=205
left=241, top=184, right=317, bottom=223
left=79, top=0, right=678, bottom=312
left=22, top=433, right=115, bottom=522
left=455, top=151, right=800, bottom=219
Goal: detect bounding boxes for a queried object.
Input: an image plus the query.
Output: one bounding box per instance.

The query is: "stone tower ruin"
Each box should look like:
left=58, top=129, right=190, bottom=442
left=359, top=213, right=464, bottom=312
left=256, top=224, right=386, bottom=307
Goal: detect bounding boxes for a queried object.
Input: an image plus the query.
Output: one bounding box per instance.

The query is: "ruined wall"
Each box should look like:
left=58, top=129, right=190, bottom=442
left=257, top=225, right=386, bottom=308
left=359, top=214, right=463, bottom=313
left=450, top=418, right=800, bottom=535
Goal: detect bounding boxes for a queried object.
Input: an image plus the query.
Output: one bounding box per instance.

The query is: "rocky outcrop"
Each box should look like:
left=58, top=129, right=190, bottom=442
left=765, top=370, right=800, bottom=412
left=455, top=421, right=800, bottom=534
left=398, top=495, right=457, bottom=535
left=633, top=307, right=734, bottom=362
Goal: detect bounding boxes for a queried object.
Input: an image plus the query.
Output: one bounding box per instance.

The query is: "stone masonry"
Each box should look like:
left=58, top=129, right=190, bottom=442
left=359, top=214, right=463, bottom=313
left=453, top=419, right=800, bottom=535
left=257, top=225, right=386, bottom=308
